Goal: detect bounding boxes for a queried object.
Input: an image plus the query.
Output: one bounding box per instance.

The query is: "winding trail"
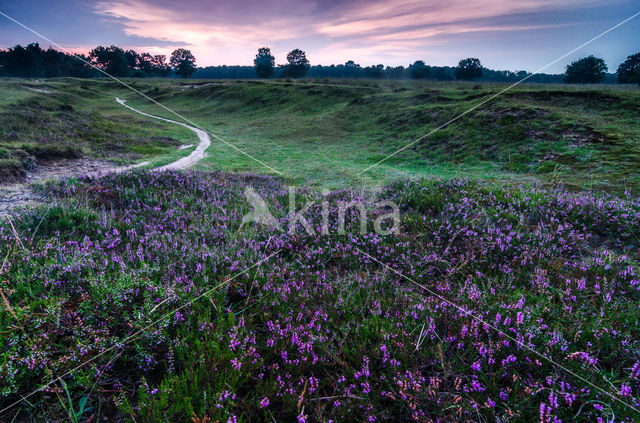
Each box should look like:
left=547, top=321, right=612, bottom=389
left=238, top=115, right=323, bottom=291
left=0, top=96, right=213, bottom=215
left=115, top=97, right=211, bottom=170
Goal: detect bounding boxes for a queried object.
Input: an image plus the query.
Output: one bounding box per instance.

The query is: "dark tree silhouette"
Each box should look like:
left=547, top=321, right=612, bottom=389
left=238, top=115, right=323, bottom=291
left=617, top=53, right=640, bottom=85
left=68, top=53, right=96, bottom=78
left=170, top=48, right=197, bottom=78
left=151, top=55, right=172, bottom=77
left=2, top=44, right=39, bottom=77
left=89, top=45, right=131, bottom=76
left=455, top=58, right=483, bottom=80
left=124, top=50, right=139, bottom=71
left=408, top=60, right=430, bottom=79
left=363, top=64, right=385, bottom=79
left=283, top=49, right=310, bottom=78
left=564, top=56, right=607, bottom=84
left=136, top=53, right=171, bottom=77
left=137, top=53, right=154, bottom=76
left=254, top=47, right=275, bottom=78
left=385, top=65, right=406, bottom=79
left=3, top=41, right=631, bottom=84
left=344, top=60, right=361, bottom=78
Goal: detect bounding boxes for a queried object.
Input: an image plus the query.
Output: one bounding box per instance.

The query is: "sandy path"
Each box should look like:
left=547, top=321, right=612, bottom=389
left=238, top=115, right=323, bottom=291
left=115, top=97, right=210, bottom=170
left=24, top=87, right=54, bottom=94
left=1, top=94, right=211, bottom=215
left=0, top=159, right=152, bottom=215
left=21, top=83, right=56, bottom=94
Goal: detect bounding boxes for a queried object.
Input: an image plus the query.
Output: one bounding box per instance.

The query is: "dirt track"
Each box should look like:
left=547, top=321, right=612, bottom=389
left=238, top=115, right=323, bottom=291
left=0, top=94, right=210, bottom=215
left=115, top=97, right=210, bottom=170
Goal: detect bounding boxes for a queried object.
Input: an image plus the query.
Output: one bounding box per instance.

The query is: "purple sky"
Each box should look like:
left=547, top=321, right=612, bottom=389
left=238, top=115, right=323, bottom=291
left=1, top=0, right=639, bottom=72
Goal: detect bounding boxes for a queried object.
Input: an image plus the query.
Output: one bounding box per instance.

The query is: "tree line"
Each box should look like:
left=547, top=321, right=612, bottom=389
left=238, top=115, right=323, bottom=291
left=1, top=42, right=639, bottom=85
left=0, top=43, right=197, bottom=78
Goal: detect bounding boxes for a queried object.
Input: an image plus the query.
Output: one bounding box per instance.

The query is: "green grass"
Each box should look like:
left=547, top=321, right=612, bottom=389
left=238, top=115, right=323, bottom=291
left=1, top=77, right=639, bottom=192
left=118, top=78, right=640, bottom=191
left=0, top=78, right=197, bottom=181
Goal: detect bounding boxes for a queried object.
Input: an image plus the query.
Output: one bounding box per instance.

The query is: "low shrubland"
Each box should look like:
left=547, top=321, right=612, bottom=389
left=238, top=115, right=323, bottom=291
left=1, top=171, right=639, bottom=421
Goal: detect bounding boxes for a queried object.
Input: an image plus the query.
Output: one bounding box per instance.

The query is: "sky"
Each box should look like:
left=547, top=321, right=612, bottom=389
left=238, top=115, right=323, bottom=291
left=0, top=0, right=639, bottom=73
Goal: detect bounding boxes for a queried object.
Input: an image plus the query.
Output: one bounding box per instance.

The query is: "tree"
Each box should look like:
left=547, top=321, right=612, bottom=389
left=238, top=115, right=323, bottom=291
left=617, top=53, right=640, bottom=85
left=385, top=65, right=406, bottom=79
left=89, top=45, right=131, bottom=76
left=343, top=60, right=361, bottom=78
left=455, top=58, right=483, bottom=80
left=151, top=55, right=171, bottom=77
left=124, top=49, right=139, bottom=71
left=170, top=48, right=197, bottom=78
left=137, top=53, right=154, bottom=76
left=67, top=53, right=96, bottom=78
left=254, top=47, right=275, bottom=78
left=134, top=53, right=170, bottom=77
left=408, top=60, right=430, bottom=79
left=363, top=64, right=384, bottom=79
left=283, top=49, right=310, bottom=78
left=431, top=67, right=454, bottom=81
left=2, top=43, right=40, bottom=77
left=564, top=55, right=607, bottom=84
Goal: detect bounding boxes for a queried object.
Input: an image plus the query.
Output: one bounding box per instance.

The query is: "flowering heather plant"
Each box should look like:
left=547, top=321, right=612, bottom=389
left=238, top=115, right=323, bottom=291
left=0, top=171, right=639, bottom=422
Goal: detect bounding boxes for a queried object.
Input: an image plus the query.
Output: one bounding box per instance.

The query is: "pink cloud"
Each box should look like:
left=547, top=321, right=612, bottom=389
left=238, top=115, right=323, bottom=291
left=94, top=0, right=313, bottom=64
left=314, top=0, right=583, bottom=37
left=91, top=0, right=608, bottom=66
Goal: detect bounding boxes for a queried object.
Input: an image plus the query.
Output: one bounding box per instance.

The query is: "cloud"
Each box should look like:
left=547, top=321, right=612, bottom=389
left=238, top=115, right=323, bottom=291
left=314, top=0, right=573, bottom=37
left=92, top=0, right=607, bottom=65
left=94, top=0, right=317, bottom=64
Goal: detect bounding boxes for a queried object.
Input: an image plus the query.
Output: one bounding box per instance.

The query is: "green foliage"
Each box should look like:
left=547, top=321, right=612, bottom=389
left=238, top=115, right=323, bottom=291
left=11, top=205, right=98, bottom=240
left=170, top=49, right=197, bottom=78
left=89, top=45, right=131, bottom=77
left=283, top=49, right=310, bottom=78
left=254, top=47, right=275, bottom=78
left=617, top=52, right=640, bottom=85
left=534, top=160, right=559, bottom=174
left=564, top=55, right=608, bottom=84
left=408, top=60, right=430, bottom=79
left=363, top=64, right=385, bottom=79
left=455, top=58, right=483, bottom=80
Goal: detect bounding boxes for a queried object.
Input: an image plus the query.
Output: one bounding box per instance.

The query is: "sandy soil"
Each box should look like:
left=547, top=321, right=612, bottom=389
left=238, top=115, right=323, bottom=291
left=115, top=98, right=211, bottom=171
left=21, top=84, right=55, bottom=94
left=0, top=95, right=211, bottom=215
left=0, top=159, right=149, bottom=215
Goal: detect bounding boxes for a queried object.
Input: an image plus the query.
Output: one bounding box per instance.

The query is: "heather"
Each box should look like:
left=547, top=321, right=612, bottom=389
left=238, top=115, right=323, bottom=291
left=1, top=171, right=639, bottom=422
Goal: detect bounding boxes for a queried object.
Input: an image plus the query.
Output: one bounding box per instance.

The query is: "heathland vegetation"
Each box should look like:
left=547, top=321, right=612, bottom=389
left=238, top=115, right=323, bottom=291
left=1, top=169, right=640, bottom=422
left=0, top=42, right=639, bottom=422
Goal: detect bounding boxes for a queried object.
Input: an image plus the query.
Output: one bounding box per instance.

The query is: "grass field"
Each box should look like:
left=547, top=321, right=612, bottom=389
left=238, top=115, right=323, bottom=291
left=0, top=79, right=195, bottom=181
left=2, top=78, right=639, bottom=191
left=1, top=78, right=639, bottom=422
